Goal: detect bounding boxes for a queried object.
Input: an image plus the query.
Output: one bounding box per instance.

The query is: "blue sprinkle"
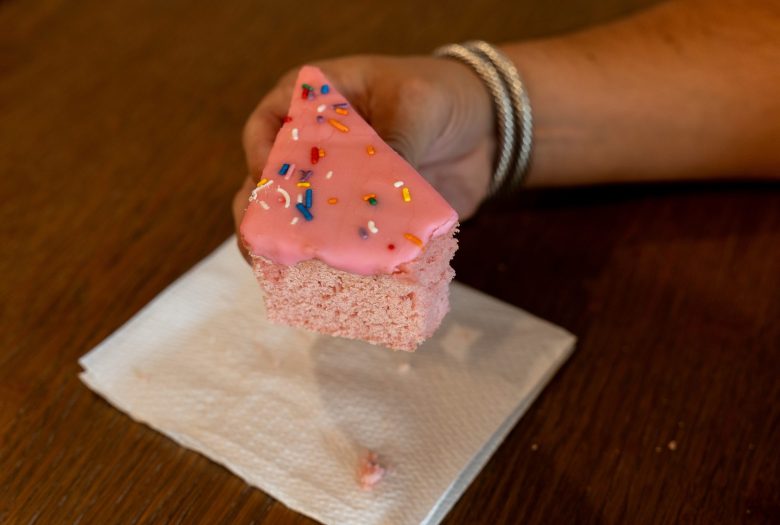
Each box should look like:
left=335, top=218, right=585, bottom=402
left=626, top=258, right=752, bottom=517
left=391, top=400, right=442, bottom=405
left=278, top=163, right=290, bottom=175
left=358, top=227, right=369, bottom=240
left=296, top=203, right=313, bottom=221
left=321, top=84, right=330, bottom=94
left=305, top=188, right=313, bottom=208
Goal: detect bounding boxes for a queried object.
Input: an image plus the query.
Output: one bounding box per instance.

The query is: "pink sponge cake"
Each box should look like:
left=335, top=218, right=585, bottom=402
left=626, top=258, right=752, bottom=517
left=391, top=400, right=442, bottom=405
left=240, top=66, right=458, bottom=351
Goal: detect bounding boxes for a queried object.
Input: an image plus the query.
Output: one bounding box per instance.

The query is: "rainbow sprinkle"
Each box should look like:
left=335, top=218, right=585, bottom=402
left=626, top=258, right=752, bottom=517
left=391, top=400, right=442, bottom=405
left=402, top=187, right=412, bottom=202
left=310, top=146, right=319, bottom=164
left=278, top=163, right=290, bottom=175
left=316, top=115, right=324, bottom=124
left=257, top=178, right=269, bottom=187
left=362, top=193, right=378, bottom=206
left=327, top=197, right=338, bottom=205
left=321, top=84, right=330, bottom=94
left=367, top=220, right=378, bottom=234
left=325, top=170, right=334, bottom=179
left=296, top=203, right=313, bottom=221
left=317, top=104, right=326, bottom=113
left=302, top=84, right=315, bottom=100
left=366, top=145, right=376, bottom=156
left=393, top=180, right=404, bottom=188
left=328, top=119, right=349, bottom=132
left=358, top=227, right=369, bottom=240
left=404, top=233, right=423, bottom=247
left=299, top=169, right=313, bottom=181
left=296, top=182, right=311, bottom=188
left=319, top=148, right=326, bottom=158
left=292, top=128, right=299, bottom=140
left=305, top=188, right=313, bottom=208
left=335, top=107, right=348, bottom=116
left=259, top=200, right=270, bottom=210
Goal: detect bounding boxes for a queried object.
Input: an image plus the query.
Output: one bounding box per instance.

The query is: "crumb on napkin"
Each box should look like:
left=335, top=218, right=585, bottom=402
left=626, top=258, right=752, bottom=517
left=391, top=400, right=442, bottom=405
left=358, top=452, right=386, bottom=491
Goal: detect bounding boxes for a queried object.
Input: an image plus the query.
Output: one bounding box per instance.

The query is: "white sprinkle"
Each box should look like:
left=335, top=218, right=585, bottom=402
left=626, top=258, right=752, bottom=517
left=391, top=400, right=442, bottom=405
left=250, top=180, right=274, bottom=202
left=292, top=128, right=299, bottom=141
left=290, top=217, right=299, bottom=225
left=393, top=180, right=404, bottom=188
left=286, top=163, right=296, bottom=180
left=367, top=220, right=378, bottom=234
left=325, top=170, right=333, bottom=180
left=317, top=104, right=326, bottom=113
left=276, top=187, right=291, bottom=208
left=297, top=193, right=303, bottom=204
left=259, top=200, right=270, bottom=210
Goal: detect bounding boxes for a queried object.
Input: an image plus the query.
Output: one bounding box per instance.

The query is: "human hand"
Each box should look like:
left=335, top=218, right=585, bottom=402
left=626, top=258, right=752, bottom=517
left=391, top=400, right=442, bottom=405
left=233, top=54, right=496, bottom=256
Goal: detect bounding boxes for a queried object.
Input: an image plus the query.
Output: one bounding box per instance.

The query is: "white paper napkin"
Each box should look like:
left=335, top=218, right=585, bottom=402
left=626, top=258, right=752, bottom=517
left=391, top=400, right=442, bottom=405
left=79, top=237, right=575, bottom=525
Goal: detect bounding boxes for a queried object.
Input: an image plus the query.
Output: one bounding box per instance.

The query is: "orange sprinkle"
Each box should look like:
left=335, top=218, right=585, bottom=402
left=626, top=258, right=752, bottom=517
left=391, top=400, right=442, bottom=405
left=362, top=193, right=377, bottom=201
left=296, top=182, right=311, bottom=188
left=402, top=187, right=411, bottom=202
left=328, top=119, right=349, bottom=132
left=327, top=197, right=338, bottom=205
left=366, top=145, right=376, bottom=156
left=334, top=107, right=348, bottom=115
left=319, top=148, right=326, bottom=158
left=404, top=233, right=423, bottom=247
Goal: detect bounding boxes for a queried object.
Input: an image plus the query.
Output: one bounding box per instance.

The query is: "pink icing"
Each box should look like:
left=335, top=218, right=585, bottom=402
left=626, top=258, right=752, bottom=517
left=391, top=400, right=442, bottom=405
left=240, top=66, right=458, bottom=276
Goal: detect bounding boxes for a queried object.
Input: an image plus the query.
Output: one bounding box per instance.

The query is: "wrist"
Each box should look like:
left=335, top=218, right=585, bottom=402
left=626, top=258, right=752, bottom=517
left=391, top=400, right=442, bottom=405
left=434, top=42, right=534, bottom=197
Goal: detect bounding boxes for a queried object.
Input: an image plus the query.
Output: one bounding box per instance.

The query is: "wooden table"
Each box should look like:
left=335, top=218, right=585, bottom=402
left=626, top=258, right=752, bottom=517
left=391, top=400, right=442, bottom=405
left=2, top=0, right=778, bottom=523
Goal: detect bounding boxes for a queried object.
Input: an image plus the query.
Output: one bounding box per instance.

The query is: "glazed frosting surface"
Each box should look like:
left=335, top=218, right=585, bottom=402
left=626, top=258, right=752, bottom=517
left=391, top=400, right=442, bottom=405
left=240, top=66, right=458, bottom=275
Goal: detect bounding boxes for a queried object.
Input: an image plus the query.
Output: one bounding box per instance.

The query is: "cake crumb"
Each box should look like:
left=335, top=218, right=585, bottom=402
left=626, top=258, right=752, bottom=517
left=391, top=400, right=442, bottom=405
left=397, top=363, right=411, bottom=374
left=358, top=452, right=386, bottom=491
left=530, top=443, right=539, bottom=451
left=667, top=440, right=678, bottom=451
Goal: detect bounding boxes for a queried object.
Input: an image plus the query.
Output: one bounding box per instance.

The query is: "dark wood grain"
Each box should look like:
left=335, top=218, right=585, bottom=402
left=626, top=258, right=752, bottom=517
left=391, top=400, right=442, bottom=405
left=1, top=0, right=777, bottom=524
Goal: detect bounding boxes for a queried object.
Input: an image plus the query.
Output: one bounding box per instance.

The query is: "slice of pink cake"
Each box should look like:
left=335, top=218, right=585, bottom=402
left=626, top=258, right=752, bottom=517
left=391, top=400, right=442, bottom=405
left=240, top=66, right=458, bottom=351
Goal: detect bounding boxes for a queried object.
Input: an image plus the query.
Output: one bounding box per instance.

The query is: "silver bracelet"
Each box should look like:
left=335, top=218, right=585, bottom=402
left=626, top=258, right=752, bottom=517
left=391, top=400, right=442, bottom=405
left=434, top=41, right=533, bottom=196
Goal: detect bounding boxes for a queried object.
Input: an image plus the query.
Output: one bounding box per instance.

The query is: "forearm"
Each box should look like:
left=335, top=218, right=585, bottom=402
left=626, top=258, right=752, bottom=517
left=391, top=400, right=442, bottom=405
left=503, top=0, right=780, bottom=187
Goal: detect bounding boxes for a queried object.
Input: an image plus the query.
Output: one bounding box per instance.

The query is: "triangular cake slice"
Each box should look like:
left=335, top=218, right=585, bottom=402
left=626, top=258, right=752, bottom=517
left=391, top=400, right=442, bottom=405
left=240, top=66, right=459, bottom=351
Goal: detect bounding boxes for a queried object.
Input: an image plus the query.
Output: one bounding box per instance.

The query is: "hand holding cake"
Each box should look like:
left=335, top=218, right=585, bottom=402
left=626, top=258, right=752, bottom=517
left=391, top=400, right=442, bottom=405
left=236, top=64, right=480, bottom=350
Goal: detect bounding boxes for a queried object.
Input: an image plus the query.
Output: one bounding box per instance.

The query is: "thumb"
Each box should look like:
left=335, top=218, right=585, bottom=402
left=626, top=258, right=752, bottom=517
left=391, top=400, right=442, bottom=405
left=365, top=78, right=444, bottom=168
left=242, top=71, right=298, bottom=180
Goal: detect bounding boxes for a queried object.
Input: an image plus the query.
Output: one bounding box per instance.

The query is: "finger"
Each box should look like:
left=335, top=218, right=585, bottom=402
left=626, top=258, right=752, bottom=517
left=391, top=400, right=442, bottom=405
left=232, top=175, right=255, bottom=264
left=242, top=72, right=299, bottom=181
